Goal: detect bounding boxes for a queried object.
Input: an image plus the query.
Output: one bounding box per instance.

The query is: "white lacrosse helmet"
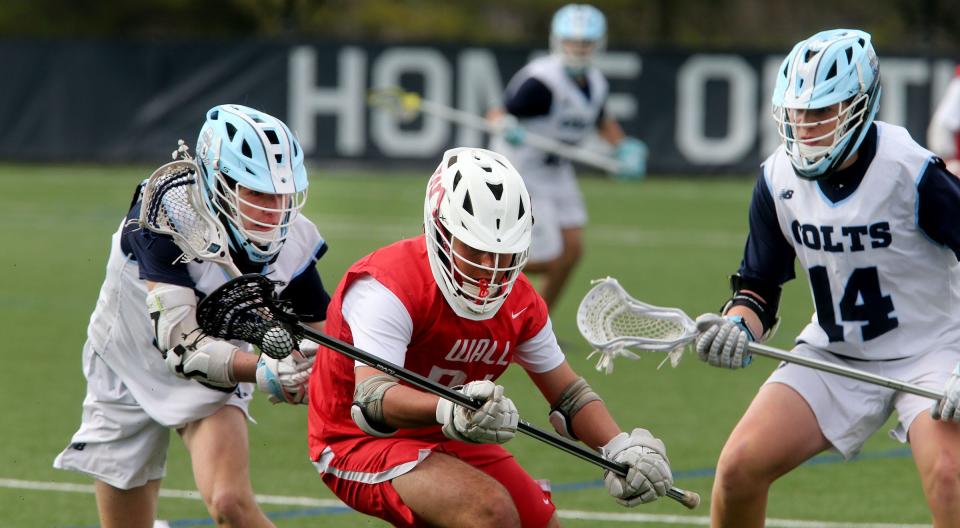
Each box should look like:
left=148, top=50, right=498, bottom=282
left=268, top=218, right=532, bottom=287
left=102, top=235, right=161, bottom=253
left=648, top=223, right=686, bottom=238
left=772, top=29, right=881, bottom=180
left=550, top=4, right=607, bottom=74
left=195, top=104, right=308, bottom=264
left=424, top=147, right=533, bottom=320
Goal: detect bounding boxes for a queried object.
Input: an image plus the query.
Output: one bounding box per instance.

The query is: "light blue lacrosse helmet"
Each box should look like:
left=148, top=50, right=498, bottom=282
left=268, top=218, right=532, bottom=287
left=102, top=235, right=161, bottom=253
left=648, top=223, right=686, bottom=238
left=550, top=4, right=607, bottom=74
left=195, top=104, right=308, bottom=264
left=772, top=29, right=881, bottom=180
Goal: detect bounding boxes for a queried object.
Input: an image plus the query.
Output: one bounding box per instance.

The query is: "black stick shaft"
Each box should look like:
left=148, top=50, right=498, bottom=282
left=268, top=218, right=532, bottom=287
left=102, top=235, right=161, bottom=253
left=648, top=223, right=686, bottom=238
left=296, top=323, right=699, bottom=509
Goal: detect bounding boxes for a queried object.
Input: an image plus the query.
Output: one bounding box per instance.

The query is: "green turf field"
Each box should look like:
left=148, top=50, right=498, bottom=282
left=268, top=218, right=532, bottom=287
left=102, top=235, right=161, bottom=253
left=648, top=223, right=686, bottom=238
left=0, top=164, right=931, bottom=527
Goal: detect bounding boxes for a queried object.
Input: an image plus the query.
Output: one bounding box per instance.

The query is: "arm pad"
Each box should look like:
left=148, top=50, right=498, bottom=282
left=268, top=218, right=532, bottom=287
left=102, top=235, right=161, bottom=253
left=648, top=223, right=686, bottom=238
left=350, top=374, right=399, bottom=437
left=722, top=274, right=781, bottom=341
left=548, top=377, right=602, bottom=441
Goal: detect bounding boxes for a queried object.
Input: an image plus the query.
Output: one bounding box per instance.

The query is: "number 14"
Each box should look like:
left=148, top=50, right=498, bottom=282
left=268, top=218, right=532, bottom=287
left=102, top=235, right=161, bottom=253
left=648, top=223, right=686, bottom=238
left=808, top=266, right=898, bottom=342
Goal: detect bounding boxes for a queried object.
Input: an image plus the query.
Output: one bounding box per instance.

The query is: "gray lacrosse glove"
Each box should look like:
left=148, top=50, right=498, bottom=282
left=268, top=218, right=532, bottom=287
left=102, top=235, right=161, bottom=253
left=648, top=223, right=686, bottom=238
left=601, top=428, right=673, bottom=506
left=435, top=380, right=519, bottom=444
left=164, top=340, right=237, bottom=391
left=695, top=313, right=754, bottom=369
left=931, top=362, right=960, bottom=422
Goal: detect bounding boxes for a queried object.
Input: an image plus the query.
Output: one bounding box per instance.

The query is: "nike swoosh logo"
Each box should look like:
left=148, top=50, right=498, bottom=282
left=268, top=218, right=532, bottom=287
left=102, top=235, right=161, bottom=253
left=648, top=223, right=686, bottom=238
left=511, top=307, right=528, bottom=319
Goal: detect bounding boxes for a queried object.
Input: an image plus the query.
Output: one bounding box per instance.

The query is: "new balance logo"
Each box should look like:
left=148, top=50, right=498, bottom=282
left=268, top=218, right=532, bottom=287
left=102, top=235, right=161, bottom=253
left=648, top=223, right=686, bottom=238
left=511, top=307, right=528, bottom=319
left=779, top=189, right=794, bottom=200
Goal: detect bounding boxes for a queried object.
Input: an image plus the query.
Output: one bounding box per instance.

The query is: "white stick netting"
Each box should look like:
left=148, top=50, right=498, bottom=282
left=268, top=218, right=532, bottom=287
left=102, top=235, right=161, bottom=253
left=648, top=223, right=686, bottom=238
left=577, top=277, right=699, bottom=373
left=138, top=158, right=235, bottom=271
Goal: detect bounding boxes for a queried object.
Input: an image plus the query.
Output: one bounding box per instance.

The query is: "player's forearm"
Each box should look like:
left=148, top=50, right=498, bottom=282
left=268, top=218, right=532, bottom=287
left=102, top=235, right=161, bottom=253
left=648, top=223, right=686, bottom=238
left=570, top=400, right=624, bottom=450
left=381, top=384, right=444, bottom=429
left=231, top=350, right=259, bottom=383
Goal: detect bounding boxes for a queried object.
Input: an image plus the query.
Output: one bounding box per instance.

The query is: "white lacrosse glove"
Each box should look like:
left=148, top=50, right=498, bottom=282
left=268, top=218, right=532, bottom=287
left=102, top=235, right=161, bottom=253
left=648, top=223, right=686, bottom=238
left=695, top=313, right=754, bottom=369
left=601, top=428, right=673, bottom=506
left=931, top=362, right=960, bottom=422
left=435, top=380, right=519, bottom=444
left=256, top=348, right=315, bottom=405
left=163, top=340, right=237, bottom=390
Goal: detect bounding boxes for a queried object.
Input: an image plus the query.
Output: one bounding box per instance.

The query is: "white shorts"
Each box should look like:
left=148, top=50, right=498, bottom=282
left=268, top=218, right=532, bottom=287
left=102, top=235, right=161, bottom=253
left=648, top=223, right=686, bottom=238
left=53, top=344, right=252, bottom=489
left=764, top=343, right=959, bottom=460
left=522, top=163, right=587, bottom=263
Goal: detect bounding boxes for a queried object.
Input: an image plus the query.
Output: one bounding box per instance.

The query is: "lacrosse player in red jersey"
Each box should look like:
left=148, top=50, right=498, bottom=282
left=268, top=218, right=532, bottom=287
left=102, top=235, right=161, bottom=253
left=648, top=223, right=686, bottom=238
left=694, top=29, right=960, bottom=527
left=927, top=63, right=960, bottom=175
left=307, top=147, right=671, bottom=527
left=487, top=4, right=647, bottom=312
left=54, top=104, right=331, bottom=528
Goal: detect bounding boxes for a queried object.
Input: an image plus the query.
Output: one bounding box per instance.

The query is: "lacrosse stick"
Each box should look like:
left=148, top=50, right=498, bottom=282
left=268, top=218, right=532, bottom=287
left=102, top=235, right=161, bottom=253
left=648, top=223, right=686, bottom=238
left=577, top=277, right=945, bottom=401
left=194, top=273, right=700, bottom=510
left=368, top=87, right=622, bottom=174
left=137, top=143, right=241, bottom=278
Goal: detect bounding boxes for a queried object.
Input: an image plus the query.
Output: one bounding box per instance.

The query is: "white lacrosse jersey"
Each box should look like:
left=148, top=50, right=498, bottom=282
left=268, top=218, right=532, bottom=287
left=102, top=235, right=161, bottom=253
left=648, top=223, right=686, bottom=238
left=492, top=54, right=608, bottom=171
left=754, top=121, right=960, bottom=360
left=83, top=188, right=329, bottom=428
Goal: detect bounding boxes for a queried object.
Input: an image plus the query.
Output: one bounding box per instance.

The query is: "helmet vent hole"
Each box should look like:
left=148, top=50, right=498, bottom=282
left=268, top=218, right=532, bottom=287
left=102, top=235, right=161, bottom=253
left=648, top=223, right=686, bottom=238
left=293, top=142, right=299, bottom=156
left=518, top=200, right=525, bottom=219
left=246, top=166, right=256, bottom=175
left=481, top=165, right=492, bottom=173
left=496, top=219, right=501, bottom=229
left=264, top=129, right=280, bottom=145
left=447, top=155, right=458, bottom=168
left=453, top=171, right=462, bottom=190
left=252, top=116, right=264, bottom=123
left=804, top=50, right=815, bottom=62
left=275, top=154, right=283, bottom=163
left=226, top=122, right=238, bottom=141
left=487, top=183, right=503, bottom=200
left=462, top=193, right=473, bottom=216
left=241, top=140, right=252, bottom=158
left=210, top=110, right=219, bottom=120
left=826, top=62, right=837, bottom=79
left=845, top=47, right=853, bottom=62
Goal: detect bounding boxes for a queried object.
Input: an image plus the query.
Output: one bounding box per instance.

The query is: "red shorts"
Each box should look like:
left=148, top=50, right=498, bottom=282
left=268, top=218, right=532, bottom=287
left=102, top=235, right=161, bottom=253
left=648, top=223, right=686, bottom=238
left=313, top=435, right=555, bottom=527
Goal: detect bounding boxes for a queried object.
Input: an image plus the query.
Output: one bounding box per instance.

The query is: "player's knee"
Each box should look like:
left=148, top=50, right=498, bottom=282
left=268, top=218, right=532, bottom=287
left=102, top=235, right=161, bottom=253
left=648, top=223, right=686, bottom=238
left=923, top=449, right=960, bottom=507
left=462, top=483, right=520, bottom=528
left=715, top=442, right=770, bottom=495
left=206, top=488, right=257, bottom=526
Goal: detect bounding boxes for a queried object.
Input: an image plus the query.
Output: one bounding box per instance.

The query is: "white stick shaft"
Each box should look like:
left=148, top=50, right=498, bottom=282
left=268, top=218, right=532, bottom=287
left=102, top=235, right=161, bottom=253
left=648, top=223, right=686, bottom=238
left=416, top=99, right=621, bottom=173
left=748, top=342, right=944, bottom=401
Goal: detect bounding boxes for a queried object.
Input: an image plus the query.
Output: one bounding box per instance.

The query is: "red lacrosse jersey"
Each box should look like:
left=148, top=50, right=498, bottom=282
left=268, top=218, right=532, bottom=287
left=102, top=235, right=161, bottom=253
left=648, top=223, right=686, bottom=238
left=308, top=237, right=549, bottom=460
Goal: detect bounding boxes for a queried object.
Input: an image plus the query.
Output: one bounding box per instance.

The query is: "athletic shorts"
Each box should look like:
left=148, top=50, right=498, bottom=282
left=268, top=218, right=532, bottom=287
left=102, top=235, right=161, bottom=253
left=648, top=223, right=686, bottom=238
left=764, top=343, right=960, bottom=459
left=522, top=163, right=587, bottom=263
left=53, top=344, right=252, bottom=489
left=313, top=436, right=555, bottom=527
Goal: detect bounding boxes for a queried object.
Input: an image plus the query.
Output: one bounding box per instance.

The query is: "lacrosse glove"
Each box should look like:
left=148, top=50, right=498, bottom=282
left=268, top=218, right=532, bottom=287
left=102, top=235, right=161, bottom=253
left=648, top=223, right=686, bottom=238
left=163, top=340, right=237, bottom=391
left=495, top=115, right=526, bottom=146
left=256, top=348, right=315, bottom=405
left=436, top=380, right=519, bottom=444
left=614, top=137, right=648, bottom=181
left=695, top=313, right=754, bottom=369
left=931, top=362, right=960, bottom=422
left=601, top=428, right=673, bottom=506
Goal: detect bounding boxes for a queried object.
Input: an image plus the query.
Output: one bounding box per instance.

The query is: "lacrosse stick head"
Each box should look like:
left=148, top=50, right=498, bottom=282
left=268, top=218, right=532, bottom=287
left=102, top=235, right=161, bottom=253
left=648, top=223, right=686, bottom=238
left=576, top=277, right=699, bottom=373
left=138, top=159, right=236, bottom=269
left=368, top=88, right=422, bottom=122
left=195, top=274, right=300, bottom=359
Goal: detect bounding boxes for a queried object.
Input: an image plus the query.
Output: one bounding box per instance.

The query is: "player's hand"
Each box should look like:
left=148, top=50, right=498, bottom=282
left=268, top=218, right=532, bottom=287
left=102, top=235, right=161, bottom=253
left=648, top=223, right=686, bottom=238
left=163, top=340, right=237, bottom=390
left=494, top=115, right=526, bottom=146
left=436, top=380, right=519, bottom=444
left=695, top=313, right=754, bottom=369
left=614, top=137, right=647, bottom=181
left=256, top=348, right=315, bottom=405
left=931, top=362, right=960, bottom=422
left=601, top=428, right=673, bottom=506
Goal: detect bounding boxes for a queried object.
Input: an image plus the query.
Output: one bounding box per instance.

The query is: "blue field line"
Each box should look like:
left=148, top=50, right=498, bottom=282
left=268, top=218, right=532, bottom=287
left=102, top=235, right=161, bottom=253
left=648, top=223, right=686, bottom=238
left=550, top=446, right=913, bottom=492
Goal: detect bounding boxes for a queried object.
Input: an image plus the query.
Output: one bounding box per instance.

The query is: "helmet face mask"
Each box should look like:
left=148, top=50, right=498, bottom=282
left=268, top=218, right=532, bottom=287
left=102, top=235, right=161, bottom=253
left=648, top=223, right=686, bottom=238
left=771, top=29, right=881, bottom=180
left=550, top=4, right=606, bottom=74
left=424, top=148, right=533, bottom=320
left=195, top=104, right=308, bottom=263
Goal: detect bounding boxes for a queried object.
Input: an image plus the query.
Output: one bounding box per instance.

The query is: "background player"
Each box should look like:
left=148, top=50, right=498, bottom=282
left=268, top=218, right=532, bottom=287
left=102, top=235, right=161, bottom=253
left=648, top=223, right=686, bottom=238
left=54, top=104, right=331, bottom=528
left=927, top=63, right=960, bottom=174
left=307, top=147, right=672, bottom=527
left=693, top=29, right=960, bottom=527
left=487, top=3, right=646, bottom=311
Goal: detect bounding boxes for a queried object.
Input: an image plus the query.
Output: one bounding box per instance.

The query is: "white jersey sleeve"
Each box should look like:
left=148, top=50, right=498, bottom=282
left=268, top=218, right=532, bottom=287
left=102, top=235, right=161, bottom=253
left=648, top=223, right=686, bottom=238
left=341, top=275, right=413, bottom=368
left=513, top=316, right=565, bottom=373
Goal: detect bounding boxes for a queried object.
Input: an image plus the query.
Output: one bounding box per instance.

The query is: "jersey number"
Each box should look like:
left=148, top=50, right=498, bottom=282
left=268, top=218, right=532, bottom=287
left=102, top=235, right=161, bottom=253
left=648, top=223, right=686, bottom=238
left=808, top=266, right=898, bottom=342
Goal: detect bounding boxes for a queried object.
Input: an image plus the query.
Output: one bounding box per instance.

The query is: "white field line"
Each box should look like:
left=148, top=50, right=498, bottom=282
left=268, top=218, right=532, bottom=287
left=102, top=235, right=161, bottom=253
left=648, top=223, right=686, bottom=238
left=0, top=478, right=930, bottom=527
